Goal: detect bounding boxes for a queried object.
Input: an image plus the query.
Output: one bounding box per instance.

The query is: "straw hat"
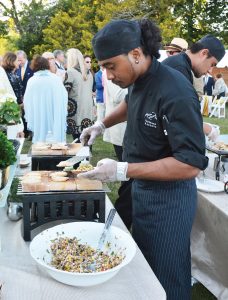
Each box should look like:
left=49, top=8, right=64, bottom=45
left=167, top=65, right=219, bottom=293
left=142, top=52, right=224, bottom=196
left=164, top=38, right=188, bottom=52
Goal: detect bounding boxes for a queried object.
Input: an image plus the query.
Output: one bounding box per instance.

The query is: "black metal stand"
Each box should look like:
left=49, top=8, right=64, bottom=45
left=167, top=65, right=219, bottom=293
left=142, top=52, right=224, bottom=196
left=215, top=155, right=221, bottom=181
left=31, top=156, right=79, bottom=171
left=20, top=191, right=105, bottom=241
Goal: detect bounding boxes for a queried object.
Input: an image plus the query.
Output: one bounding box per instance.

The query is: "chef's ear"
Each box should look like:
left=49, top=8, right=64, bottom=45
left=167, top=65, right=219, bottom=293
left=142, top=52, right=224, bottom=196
left=129, top=48, right=141, bottom=62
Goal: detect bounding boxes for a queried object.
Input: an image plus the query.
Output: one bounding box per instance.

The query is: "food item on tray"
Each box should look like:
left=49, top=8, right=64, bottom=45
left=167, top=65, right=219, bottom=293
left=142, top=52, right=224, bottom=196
left=71, top=161, right=94, bottom=174
left=23, top=173, right=42, bottom=179
left=51, top=143, right=68, bottom=150
left=19, top=159, right=30, bottom=168
left=211, top=142, right=228, bottom=151
left=51, top=176, right=69, bottom=182
left=33, top=143, right=51, bottom=151
left=50, top=171, right=68, bottom=177
left=57, top=161, right=75, bottom=167
left=50, top=237, right=125, bottom=273
left=21, top=177, right=42, bottom=184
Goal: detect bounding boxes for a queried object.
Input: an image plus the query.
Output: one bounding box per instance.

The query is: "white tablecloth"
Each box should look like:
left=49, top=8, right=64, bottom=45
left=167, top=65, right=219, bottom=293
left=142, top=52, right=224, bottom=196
left=0, top=197, right=166, bottom=300
left=191, top=153, right=228, bottom=299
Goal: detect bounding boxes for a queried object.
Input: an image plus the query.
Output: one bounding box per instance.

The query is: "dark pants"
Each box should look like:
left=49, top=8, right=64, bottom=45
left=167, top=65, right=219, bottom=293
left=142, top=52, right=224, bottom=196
left=217, top=92, right=225, bottom=99
left=113, top=144, right=133, bottom=230
left=132, top=179, right=197, bottom=300
left=21, top=109, right=31, bottom=138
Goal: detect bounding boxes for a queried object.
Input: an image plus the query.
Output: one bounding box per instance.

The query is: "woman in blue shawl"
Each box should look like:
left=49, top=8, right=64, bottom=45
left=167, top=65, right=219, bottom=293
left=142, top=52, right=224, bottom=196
left=24, top=55, right=68, bottom=143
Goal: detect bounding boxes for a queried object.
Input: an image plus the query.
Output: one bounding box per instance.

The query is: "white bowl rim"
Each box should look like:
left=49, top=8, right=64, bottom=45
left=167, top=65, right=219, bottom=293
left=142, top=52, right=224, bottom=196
left=30, top=222, right=136, bottom=277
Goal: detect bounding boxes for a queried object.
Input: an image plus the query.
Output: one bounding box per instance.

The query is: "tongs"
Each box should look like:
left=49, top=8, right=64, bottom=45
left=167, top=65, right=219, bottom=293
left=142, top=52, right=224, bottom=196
left=88, top=208, right=116, bottom=271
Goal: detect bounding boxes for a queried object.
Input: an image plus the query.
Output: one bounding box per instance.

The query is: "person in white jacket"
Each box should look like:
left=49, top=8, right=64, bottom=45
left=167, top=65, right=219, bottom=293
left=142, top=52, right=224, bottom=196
left=102, top=69, right=128, bottom=158
left=212, top=73, right=227, bottom=99
left=0, top=66, right=24, bottom=137
left=102, top=70, right=133, bottom=229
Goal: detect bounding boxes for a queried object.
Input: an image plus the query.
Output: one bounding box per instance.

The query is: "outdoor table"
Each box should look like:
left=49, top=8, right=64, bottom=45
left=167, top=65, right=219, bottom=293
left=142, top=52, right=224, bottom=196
left=191, top=153, right=228, bottom=299
left=0, top=195, right=166, bottom=300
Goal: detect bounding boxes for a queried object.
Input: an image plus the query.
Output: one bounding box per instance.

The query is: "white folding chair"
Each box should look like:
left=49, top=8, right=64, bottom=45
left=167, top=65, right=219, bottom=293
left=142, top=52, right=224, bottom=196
left=209, top=97, right=227, bottom=118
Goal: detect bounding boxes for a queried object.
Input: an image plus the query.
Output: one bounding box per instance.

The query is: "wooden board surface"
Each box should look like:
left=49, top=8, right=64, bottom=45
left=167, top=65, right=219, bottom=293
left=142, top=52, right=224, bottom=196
left=76, top=178, right=103, bottom=191
left=21, top=171, right=103, bottom=192
left=31, top=143, right=83, bottom=156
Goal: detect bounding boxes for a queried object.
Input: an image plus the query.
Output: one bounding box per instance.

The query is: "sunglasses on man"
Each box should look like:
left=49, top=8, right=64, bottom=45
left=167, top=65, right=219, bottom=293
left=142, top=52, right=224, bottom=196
left=166, top=50, right=181, bottom=56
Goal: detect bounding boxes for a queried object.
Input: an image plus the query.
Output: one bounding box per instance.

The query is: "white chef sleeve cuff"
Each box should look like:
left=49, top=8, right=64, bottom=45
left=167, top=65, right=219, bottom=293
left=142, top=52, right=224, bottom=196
left=116, top=162, right=129, bottom=181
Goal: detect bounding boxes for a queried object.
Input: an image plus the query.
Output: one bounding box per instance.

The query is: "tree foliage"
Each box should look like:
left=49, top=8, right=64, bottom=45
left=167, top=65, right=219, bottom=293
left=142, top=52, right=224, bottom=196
left=173, top=0, right=228, bottom=45
left=0, top=0, right=73, bottom=56
left=0, top=0, right=227, bottom=57
left=34, top=0, right=103, bottom=55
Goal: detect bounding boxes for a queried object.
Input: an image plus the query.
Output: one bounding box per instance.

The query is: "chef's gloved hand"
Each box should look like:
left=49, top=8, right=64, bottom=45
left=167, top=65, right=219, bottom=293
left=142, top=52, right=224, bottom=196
left=80, top=121, right=106, bottom=146
left=208, top=124, right=220, bottom=142
left=77, top=158, right=129, bottom=182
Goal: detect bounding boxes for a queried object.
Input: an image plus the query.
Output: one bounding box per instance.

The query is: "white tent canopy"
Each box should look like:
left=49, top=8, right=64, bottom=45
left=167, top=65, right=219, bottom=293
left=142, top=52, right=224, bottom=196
left=217, top=50, right=228, bottom=68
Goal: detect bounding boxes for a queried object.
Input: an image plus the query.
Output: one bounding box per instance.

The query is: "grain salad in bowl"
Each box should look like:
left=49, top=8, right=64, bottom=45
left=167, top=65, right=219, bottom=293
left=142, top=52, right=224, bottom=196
left=30, top=222, right=136, bottom=286
left=50, top=236, right=125, bottom=273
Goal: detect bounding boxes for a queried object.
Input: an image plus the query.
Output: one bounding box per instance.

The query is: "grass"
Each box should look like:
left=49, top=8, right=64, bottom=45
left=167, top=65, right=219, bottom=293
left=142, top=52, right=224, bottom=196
left=21, top=107, right=227, bottom=299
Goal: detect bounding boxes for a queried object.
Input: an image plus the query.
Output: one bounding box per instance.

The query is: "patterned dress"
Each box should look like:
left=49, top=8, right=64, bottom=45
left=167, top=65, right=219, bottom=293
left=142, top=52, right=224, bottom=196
left=5, top=70, right=23, bottom=104
left=64, top=68, right=82, bottom=136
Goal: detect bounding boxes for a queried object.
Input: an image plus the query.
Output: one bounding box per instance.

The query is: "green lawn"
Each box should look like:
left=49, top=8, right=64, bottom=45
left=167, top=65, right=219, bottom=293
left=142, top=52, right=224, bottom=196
left=21, top=108, right=227, bottom=299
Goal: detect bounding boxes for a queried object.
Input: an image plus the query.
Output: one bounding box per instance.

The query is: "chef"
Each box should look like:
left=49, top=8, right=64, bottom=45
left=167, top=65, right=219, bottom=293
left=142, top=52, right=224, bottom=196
left=79, top=19, right=208, bottom=300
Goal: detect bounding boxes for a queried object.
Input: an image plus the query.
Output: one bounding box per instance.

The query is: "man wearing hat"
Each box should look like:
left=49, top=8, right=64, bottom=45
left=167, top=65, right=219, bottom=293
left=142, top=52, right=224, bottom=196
left=164, top=37, right=188, bottom=56
left=163, top=34, right=225, bottom=84
left=163, top=34, right=225, bottom=141
left=79, top=19, right=208, bottom=300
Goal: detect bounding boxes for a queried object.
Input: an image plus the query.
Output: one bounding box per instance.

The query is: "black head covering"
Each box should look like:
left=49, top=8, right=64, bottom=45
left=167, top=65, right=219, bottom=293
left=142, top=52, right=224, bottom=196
left=198, top=34, right=225, bottom=62
left=92, top=20, right=141, bottom=61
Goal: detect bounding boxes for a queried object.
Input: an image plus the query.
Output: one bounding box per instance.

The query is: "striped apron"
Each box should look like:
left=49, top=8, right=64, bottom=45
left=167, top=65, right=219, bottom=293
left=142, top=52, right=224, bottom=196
left=132, top=178, right=197, bottom=300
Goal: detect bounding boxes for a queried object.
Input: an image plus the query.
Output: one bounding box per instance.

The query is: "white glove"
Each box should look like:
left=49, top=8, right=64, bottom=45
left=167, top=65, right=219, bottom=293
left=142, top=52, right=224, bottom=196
left=77, top=158, right=129, bottom=182
left=208, top=124, right=220, bottom=142
left=80, top=121, right=106, bottom=146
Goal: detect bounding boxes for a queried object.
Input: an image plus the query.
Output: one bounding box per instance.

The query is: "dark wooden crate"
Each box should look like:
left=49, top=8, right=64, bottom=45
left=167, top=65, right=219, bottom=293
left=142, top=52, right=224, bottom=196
left=31, top=155, right=79, bottom=171
left=19, top=190, right=105, bottom=241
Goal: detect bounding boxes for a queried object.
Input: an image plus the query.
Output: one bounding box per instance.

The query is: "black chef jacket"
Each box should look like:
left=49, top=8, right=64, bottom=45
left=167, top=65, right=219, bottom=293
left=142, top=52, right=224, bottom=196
left=162, top=52, right=193, bottom=84
left=123, top=57, right=208, bottom=170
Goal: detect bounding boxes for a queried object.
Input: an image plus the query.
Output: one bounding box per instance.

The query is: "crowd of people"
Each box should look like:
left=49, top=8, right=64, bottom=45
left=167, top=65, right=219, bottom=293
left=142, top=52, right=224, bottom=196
left=0, top=37, right=226, bottom=144
left=0, top=48, right=97, bottom=142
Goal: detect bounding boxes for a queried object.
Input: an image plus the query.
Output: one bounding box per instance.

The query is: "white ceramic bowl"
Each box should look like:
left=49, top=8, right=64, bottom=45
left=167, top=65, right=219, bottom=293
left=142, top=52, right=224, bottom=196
left=30, top=222, right=136, bottom=287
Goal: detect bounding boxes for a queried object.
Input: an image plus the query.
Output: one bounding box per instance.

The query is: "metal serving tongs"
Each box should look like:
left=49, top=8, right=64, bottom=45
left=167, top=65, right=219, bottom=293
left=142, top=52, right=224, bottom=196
left=57, top=141, right=91, bottom=167
left=97, top=208, right=116, bottom=251
left=88, top=208, right=116, bottom=271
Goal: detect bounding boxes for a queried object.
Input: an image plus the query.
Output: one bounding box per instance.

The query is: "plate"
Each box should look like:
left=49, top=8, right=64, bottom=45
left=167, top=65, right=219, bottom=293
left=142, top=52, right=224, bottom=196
left=19, top=160, right=30, bottom=168
left=196, top=178, right=224, bottom=193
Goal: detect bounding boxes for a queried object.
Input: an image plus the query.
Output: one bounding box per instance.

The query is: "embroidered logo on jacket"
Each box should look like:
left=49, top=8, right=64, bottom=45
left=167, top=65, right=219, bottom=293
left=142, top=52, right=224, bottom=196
left=144, top=112, right=157, bottom=128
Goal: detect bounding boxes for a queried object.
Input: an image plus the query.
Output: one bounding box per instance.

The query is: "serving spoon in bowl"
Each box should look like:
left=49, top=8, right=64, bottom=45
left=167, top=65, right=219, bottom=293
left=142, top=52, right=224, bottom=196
left=88, top=208, right=116, bottom=271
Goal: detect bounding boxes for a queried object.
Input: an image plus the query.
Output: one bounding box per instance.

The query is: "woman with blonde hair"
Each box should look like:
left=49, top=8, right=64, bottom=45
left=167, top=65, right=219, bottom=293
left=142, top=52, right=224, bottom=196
left=64, top=48, right=94, bottom=139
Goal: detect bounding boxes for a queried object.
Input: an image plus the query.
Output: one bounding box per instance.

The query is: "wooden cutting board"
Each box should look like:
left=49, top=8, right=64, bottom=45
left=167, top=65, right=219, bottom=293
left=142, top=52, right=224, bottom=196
left=21, top=171, right=103, bottom=192
left=31, top=143, right=83, bottom=156
left=76, top=178, right=103, bottom=190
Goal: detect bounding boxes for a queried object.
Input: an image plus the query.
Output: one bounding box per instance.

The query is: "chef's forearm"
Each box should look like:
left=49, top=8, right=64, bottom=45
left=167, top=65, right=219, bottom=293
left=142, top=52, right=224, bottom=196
left=102, top=101, right=127, bottom=128
left=127, top=157, right=200, bottom=180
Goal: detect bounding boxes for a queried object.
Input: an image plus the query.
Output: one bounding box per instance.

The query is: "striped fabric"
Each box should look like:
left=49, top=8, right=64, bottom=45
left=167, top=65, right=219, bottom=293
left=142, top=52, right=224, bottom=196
left=132, top=179, right=197, bottom=300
